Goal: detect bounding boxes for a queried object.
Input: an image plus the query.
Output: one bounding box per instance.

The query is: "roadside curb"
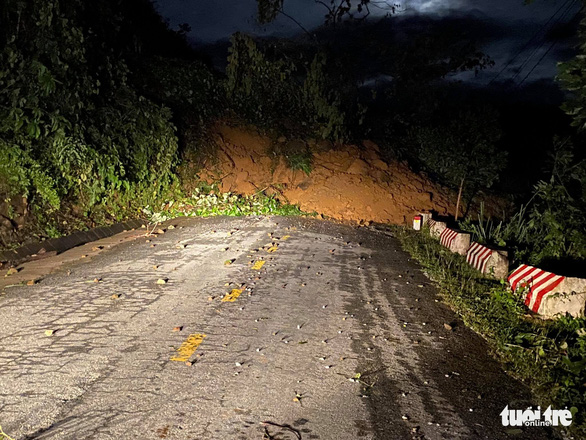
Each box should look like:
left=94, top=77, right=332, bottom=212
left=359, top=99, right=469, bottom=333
left=466, top=242, right=509, bottom=279
left=439, top=227, right=470, bottom=255
left=0, top=219, right=146, bottom=266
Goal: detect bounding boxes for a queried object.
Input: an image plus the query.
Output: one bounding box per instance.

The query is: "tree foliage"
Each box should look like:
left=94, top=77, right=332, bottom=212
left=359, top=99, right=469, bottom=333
left=257, top=0, right=399, bottom=26
left=559, top=13, right=586, bottom=131
left=0, top=0, right=185, bottom=229
left=225, top=33, right=359, bottom=141
left=413, top=107, right=506, bottom=216
left=524, top=139, right=586, bottom=268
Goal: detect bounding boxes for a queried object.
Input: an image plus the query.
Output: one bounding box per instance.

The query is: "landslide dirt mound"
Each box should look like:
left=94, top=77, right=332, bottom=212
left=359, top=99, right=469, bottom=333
left=198, top=123, right=472, bottom=224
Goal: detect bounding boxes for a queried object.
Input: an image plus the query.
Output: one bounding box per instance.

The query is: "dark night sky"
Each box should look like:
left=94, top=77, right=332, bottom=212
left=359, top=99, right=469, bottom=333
left=154, top=0, right=582, bottom=87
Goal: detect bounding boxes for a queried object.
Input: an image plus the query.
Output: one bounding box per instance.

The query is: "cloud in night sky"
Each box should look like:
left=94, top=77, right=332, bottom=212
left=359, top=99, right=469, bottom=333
left=154, top=0, right=582, bottom=86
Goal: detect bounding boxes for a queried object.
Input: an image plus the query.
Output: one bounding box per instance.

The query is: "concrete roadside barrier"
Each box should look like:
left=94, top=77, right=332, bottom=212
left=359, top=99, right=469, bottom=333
left=508, top=264, right=586, bottom=318
left=439, top=227, right=470, bottom=255
left=419, top=212, right=432, bottom=225
left=428, top=219, right=447, bottom=238
left=466, top=242, right=509, bottom=279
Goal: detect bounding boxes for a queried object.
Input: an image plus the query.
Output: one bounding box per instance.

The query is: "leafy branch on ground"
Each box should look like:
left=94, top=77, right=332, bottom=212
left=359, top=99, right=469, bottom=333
left=142, top=185, right=309, bottom=223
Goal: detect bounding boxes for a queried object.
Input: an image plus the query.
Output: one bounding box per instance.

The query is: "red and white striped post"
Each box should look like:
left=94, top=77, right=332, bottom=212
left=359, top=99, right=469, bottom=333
left=466, top=242, right=509, bottom=279
left=508, top=265, right=586, bottom=318
left=428, top=219, right=447, bottom=238
left=439, top=227, right=470, bottom=255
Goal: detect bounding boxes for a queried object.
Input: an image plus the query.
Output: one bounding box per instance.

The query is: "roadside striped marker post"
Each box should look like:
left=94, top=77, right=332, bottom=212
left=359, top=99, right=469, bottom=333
left=439, top=227, right=470, bottom=255
left=508, top=265, right=586, bottom=318
left=466, top=242, right=509, bottom=279
left=413, top=215, right=422, bottom=231
left=411, top=212, right=433, bottom=231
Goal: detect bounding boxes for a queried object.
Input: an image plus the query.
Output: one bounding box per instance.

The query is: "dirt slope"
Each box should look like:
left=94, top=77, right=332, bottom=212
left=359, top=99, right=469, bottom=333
left=198, top=124, right=461, bottom=224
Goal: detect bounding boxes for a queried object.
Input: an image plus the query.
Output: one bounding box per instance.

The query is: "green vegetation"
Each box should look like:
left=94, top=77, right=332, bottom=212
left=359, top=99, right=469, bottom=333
left=143, top=185, right=307, bottom=223
left=286, top=151, right=313, bottom=175
left=0, top=0, right=184, bottom=243
left=226, top=33, right=357, bottom=142
left=394, top=226, right=586, bottom=436
left=459, top=139, right=586, bottom=273
left=413, top=107, right=506, bottom=220
left=0, top=0, right=304, bottom=248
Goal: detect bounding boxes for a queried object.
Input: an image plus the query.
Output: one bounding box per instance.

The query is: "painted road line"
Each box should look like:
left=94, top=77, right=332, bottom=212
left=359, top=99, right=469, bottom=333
left=252, top=260, right=266, bottom=270
left=222, top=288, right=243, bottom=302
left=170, top=333, right=206, bottom=362
left=266, top=245, right=278, bottom=253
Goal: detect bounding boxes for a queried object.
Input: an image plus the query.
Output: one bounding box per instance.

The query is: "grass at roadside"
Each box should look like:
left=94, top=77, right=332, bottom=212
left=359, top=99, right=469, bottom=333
left=392, top=226, right=586, bottom=437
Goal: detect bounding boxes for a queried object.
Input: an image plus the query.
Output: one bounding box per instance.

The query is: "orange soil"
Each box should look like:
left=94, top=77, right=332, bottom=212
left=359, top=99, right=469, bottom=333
left=198, top=124, right=465, bottom=224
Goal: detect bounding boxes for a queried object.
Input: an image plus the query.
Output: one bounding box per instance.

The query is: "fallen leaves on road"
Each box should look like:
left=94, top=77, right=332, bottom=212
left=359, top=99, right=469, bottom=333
left=85, top=277, right=101, bottom=283
left=111, top=293, right=122, bottom=299
left=443, top=323, right=453, bottom=331
left=156, top=278, right=168, bottom=285
left=5, top=267, right=19, bottom=276
left=44, top=330, right=55, bottom=336
left=224, top=259, right=235, bottom=266
left=172, top=326, right=183, bottom=332
left=26, top=280, right=36, bottom=286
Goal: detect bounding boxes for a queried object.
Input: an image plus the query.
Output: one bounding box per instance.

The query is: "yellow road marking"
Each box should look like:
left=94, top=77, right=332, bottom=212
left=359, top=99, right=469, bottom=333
left=170, top=333, right=206, bottom=362
left=222, top=288, right=243, bottom=302
left=252, top=260, right=266, bottom=270
left=281, top=235, right=290, bottom=241
left=266, top=245, right=278, bottom=253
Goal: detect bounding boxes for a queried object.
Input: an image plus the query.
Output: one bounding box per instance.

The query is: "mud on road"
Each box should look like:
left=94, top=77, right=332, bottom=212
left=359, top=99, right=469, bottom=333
left=0, top=217, right=551, bottom=439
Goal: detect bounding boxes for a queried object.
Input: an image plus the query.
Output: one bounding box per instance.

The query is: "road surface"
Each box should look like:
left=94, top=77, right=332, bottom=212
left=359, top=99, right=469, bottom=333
left=0, top=216, right=551, bottom=439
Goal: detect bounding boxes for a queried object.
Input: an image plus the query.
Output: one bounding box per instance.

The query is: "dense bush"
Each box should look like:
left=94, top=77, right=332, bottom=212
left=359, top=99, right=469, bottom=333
left=225, top=33, right=361, bottom=142
left=0, top=0, right=185, bottom=236
left=459, top=139, right=586, bottom=273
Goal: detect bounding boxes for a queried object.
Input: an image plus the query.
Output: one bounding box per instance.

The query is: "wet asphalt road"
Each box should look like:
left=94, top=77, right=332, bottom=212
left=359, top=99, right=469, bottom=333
left=0, top=216, right=552, bottom=440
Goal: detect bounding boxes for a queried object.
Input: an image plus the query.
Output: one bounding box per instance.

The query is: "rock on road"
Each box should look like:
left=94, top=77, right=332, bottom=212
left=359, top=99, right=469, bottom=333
left=0, top=217, right=550, bottom=440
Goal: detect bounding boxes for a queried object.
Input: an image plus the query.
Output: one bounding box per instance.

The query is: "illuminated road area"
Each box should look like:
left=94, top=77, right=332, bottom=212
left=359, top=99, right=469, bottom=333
left=0, top=217, right=549, bottom=440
